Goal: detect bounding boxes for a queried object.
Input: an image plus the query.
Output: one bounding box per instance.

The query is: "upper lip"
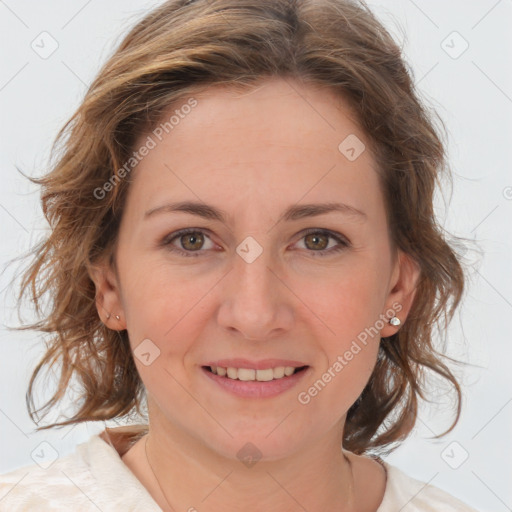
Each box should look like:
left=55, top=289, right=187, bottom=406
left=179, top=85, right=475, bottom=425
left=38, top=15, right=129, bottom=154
left=203, top=358, right=308, bottom=370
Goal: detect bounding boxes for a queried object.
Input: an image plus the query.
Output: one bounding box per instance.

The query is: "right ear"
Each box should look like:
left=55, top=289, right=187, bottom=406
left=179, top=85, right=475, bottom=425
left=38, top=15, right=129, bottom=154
left=88, top=256, right=127, bottom=331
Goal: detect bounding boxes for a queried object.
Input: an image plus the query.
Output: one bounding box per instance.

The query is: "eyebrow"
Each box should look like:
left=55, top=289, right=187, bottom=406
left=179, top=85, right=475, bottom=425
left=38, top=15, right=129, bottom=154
left=144, top=200, right=367, bottom=224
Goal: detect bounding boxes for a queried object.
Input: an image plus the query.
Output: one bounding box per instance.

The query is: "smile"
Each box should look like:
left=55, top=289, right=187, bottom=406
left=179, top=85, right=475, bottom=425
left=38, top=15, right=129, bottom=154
left=202, top=361, right=310, bottom=398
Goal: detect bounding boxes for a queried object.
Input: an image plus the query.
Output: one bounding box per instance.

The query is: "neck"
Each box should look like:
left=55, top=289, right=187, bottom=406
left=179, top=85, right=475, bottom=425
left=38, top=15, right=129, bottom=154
left=142, top=415, right=356, bottom=512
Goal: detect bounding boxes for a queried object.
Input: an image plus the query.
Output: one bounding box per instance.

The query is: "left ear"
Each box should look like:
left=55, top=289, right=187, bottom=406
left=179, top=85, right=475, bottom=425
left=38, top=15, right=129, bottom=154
left=379, top=249, right=421, bottom=338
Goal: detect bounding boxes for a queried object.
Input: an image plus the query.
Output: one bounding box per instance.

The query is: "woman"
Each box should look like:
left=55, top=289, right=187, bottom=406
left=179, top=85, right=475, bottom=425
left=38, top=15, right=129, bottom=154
left=0, top=0, right=478, bottom=510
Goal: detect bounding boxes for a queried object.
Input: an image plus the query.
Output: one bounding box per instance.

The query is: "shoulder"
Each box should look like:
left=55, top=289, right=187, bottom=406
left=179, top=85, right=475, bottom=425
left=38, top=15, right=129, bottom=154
left=0, top=429, right=159, bottom=512
left=0, top=442, right=98, bottom=511
left=378, top=461, right=480, bottom=512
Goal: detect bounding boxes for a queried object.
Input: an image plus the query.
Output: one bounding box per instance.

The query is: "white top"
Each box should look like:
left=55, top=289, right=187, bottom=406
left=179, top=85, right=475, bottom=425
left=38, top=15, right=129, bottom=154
left=0, top=427, right=479, bottom=511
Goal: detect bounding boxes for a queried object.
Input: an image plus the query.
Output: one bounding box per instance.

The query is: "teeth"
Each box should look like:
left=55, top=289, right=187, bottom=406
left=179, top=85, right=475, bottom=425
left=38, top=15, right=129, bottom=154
left=209, top=365, right=301, bottom=381
left=256, top=368, right=274, bottom=382
left=238, top=368, right=256, bottom=381
left=273, top=366, right=285, bottom=379
left=284, top=367, right=295, bottom=376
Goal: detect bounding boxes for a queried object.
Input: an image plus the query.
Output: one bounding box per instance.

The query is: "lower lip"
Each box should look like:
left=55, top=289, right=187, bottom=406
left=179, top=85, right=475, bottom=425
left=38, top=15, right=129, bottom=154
left=201, top=366, right=309, bottom=398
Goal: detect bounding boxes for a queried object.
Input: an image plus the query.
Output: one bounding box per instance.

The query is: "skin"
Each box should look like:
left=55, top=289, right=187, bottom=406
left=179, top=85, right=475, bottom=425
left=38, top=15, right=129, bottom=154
left=91, top=76, right=420, bottom=511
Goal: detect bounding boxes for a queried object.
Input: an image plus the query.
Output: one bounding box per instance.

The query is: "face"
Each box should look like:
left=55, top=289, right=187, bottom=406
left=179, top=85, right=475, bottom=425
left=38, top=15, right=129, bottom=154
left=93, top=77, right=419, bottom=461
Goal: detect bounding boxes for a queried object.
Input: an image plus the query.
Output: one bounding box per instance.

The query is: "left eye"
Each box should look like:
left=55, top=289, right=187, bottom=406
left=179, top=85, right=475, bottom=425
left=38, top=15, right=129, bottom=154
left=295, top=229, right=350, bottom=256
left=161, top=228, right=350, bottom=258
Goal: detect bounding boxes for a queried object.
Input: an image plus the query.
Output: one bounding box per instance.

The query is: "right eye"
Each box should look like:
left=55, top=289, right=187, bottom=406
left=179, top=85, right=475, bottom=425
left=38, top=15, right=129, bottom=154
left=161, top=228, right=217, bottom=257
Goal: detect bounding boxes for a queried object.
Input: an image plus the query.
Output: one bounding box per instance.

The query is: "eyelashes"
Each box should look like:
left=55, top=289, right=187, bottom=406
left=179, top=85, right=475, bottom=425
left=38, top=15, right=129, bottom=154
left=160, top=227, right=351, bottom=258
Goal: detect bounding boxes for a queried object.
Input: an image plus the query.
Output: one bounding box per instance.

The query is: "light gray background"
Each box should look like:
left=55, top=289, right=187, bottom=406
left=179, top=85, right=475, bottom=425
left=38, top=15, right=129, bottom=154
left=1, top=1, right=511, bottom=510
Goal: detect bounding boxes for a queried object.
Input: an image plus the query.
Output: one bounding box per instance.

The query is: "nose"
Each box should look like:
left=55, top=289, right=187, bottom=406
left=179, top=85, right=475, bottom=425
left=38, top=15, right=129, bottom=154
left=216, top=243, right=295, bottom=341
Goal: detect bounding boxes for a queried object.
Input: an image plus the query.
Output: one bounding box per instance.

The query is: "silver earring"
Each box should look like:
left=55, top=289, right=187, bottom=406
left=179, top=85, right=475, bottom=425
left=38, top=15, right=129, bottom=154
left=115, top=315, right=120, bottom=321
left=389, top=316, right=401, bottom=326
left=106, top=313, right=111, bottom=320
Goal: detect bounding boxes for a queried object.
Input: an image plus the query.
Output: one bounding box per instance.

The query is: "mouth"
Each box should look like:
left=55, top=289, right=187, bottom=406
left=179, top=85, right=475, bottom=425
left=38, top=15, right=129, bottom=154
left=203, top=365, right=309, bottom=382
left=201, top=359, right=310, bottom=398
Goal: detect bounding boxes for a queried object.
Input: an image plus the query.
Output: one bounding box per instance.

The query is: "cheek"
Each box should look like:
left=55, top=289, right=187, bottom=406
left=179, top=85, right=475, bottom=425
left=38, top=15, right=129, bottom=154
left=299, top=331, right=380, bottom=426
left=294, top=267, right=383, bottom=405
left=120, top=261, right=216, bottom=349
left=123, top=267, right=208, bottom=409
left=293, top=263, right=385, bottom=345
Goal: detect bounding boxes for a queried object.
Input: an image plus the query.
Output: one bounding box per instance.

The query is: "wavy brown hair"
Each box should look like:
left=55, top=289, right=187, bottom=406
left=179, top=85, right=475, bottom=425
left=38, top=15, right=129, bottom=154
left=10, top=0, right=472, bottom=456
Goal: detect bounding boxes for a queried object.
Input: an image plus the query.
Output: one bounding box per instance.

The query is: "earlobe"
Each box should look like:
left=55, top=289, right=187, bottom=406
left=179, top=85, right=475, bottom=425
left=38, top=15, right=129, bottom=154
left=380, top=250, right=421, bottom=338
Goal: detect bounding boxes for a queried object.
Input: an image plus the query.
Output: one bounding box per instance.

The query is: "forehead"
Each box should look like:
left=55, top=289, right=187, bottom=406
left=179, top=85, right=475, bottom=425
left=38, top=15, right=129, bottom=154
left=126, top=77, right=384, bottom=223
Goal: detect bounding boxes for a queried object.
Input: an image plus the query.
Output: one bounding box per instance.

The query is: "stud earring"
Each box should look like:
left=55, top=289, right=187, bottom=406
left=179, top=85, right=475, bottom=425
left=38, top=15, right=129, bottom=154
left=106, top=313, right=111, bottom=320
left=115, top=315, right=120, bottom=320
left=389, top=316, right=401, bottom=326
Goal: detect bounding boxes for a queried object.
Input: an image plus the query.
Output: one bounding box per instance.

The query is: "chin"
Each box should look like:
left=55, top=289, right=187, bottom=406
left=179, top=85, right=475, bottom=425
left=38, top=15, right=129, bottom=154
left=198, top=423, right=312, bottom=464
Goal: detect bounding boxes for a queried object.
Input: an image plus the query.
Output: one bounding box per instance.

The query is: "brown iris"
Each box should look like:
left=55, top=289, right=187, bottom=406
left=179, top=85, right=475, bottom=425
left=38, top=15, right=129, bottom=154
left=180, top=232, right=205, bottom=251
left=304, top=232, right=329, bottom=251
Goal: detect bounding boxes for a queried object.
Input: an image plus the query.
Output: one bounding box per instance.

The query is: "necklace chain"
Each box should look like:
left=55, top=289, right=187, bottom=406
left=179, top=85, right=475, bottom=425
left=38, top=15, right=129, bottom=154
left=145, top=436, right=175, bottom=511
left=144, top=435, right=356, bottom=511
